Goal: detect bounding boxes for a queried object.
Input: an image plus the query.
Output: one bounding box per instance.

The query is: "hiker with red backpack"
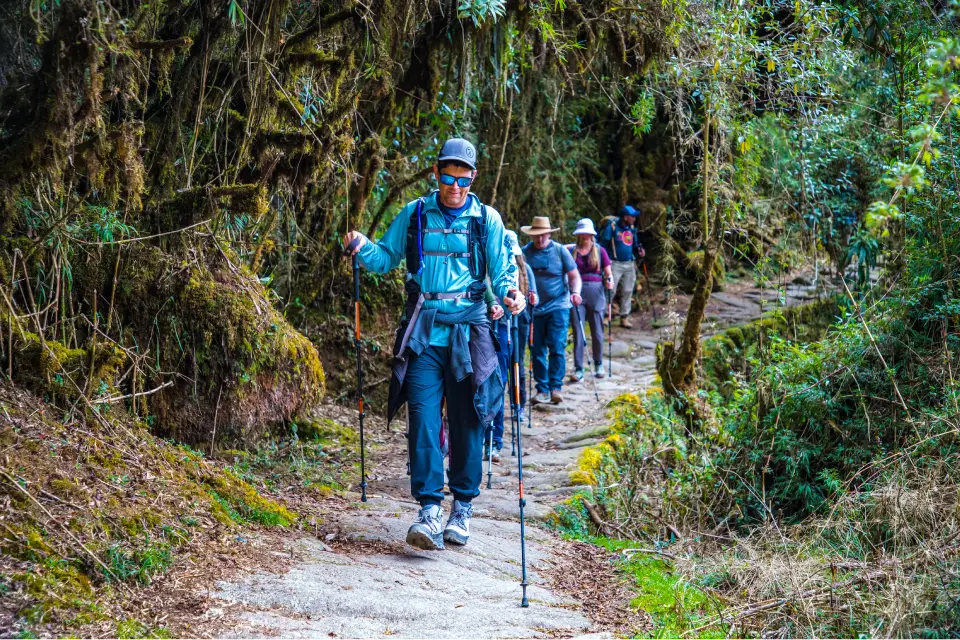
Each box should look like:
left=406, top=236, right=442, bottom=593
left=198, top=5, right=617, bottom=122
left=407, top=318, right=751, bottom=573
left=344, top=138, right=524, bottom=551
left=597, top=205, right=645, bottom=329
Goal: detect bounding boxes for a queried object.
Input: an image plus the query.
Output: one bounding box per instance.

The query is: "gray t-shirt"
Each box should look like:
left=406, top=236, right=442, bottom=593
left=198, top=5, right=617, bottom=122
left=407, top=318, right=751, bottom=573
left=523, top=241, right=576, bottom=316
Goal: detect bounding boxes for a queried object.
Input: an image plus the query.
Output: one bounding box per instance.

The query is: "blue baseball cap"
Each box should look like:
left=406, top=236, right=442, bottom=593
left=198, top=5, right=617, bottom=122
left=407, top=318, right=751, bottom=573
left=438, top=138, right=478, bottom=170
left=620, top=205, right=640, bottom=218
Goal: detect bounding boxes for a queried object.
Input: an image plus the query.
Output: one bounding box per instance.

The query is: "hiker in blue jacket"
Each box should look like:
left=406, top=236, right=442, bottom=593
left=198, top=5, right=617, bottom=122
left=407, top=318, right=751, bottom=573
left=597, top=205, right=645, bottom=328
left=521, top=216, right=582, bottom=405
left=344, top=138, right=524, bottom=551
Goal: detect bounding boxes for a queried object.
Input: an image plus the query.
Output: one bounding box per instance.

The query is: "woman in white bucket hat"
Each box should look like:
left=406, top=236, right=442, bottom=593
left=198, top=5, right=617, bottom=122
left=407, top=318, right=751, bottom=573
left=566, top=218, right=613, bottom=381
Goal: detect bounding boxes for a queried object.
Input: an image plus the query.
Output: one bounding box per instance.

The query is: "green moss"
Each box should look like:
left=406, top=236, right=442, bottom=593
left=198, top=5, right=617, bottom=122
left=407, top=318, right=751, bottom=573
left=564, top=424, right=612, bottom=444
left=204, top=468, right=296, bottom=527
left=15, top=558, right=102, bottom=625
left=700, top=298, right=841, bottom=398
left=619, top=555, right=721, bottom=639
left=297, top=417, right=358, bottom=445
left=48, top=479, right=86, bottom=502
left=115, top=618, right=173, bottom=639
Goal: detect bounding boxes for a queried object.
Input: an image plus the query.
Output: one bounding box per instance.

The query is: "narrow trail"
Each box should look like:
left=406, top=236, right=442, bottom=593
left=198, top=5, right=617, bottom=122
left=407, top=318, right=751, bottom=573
left=209, top=275, right=821, bottom=639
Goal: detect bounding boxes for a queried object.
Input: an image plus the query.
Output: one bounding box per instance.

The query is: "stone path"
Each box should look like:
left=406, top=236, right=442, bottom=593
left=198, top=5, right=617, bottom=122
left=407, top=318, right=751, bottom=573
left=209, top=276, right=822, bottom=638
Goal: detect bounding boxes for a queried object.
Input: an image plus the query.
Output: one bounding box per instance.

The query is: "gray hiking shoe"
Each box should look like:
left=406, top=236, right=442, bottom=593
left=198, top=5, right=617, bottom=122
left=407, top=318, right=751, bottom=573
left=443, top=500, right=473, bottom=546
left=570, top=368, right=584, bottom=383
left=532, top=391, right=551, bottom=405
left=483, top=442, right=502, bottom=463
left=406, top=504, right=445, bottom=550
left=594, top=364, right=606, bottom=379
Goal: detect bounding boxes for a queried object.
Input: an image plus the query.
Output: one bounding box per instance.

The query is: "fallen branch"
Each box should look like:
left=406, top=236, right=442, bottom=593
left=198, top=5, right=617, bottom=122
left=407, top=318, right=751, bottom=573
left=92, top=380, right=174, bottom=405
left=621, top=547, right=678, bottom=561
left=582, top=499, right=614, bottom=537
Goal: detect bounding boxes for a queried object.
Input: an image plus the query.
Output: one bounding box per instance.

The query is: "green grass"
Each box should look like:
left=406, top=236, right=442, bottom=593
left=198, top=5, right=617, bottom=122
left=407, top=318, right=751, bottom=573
left=550, top=495, right=724, bottom=638
left=115, top=618, right=173, bottom=639
left=105, top=538, right=173, bottom=585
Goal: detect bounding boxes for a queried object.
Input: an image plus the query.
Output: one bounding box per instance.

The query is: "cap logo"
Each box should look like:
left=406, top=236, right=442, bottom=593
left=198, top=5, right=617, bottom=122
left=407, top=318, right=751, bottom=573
left=465, top=146, right=475, bottom=159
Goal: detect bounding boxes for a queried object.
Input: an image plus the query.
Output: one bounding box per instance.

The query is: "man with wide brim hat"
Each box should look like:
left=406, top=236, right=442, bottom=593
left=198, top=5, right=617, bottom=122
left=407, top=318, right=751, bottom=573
left=520, top=216, right=561, bottom=236
left=520, top=216, right=581, bottom=405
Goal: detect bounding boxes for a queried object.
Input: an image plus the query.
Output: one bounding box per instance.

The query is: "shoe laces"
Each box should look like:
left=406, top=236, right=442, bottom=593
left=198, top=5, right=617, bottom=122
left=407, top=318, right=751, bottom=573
left=416, top=505, right=441, bottom=525
left=449, top=503, right=472, bottom=529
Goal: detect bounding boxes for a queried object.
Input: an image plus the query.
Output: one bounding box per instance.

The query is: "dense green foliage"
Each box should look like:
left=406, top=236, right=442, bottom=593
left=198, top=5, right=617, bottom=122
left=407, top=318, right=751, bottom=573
left=4, top=0, right=960, bottom=636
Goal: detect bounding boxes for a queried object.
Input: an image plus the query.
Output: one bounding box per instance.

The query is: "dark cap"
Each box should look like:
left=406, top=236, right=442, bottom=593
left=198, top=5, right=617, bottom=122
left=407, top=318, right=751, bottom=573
left=438, top=138, right=477, bottom=170
left=619, top=204, right=640, bottom=218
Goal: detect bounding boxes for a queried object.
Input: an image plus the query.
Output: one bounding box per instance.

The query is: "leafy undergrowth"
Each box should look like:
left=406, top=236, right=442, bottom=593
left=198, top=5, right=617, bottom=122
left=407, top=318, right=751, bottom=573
left=551, top=498, right=724, bottom=639
left=0, top=384, right=306, bottom=637
left=553, top=303, right=960, bottom=637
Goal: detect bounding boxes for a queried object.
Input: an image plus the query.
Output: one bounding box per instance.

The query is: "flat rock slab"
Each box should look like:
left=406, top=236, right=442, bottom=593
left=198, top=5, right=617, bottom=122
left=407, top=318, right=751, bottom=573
left=543, top=413, right=582, bottom=424
left=216, top=497, right=589, bottom=639
left=608, top=340, right=631, bottom=357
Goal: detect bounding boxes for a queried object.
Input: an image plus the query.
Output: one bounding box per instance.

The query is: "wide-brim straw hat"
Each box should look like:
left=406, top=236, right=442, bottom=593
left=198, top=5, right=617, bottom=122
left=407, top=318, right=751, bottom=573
left=573, top=218, right=597, bottom=236
left=521, top=216, right=561, bottom=236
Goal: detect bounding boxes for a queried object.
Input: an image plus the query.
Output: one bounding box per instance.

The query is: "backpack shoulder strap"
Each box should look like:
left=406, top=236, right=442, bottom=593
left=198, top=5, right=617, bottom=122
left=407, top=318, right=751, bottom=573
left=554, top=241, right=569, bottom=293
left=406, top=197, right=427, bottom=275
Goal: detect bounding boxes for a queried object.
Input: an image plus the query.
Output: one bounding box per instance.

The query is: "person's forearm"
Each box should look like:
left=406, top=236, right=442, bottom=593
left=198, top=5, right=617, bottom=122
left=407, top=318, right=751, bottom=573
left=357, top=205, right=407, bottom=272
left=569, top=271, right=582, bottom=296
left=484, top=286, right=496, bottom=310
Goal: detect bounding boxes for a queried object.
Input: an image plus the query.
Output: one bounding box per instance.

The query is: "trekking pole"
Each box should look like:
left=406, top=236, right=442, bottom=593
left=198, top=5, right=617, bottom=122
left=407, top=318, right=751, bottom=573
left=606, top=289, right=614, bottom=378
left=510, top=404, right=517, bottom=456
left=642, top=261, right=658, bottom=323
left=511, top=320, right=518, bottom=456
left=404, top=406, right=411, bottom=476
left=486, top=421, right=494, bottom=489
left=345, top=239, right=368, bottom=503
left=576, top=305, right=600, bottom=403
left=510, top=308, right=530, bottom=607
left=527, top=312, right=533, bottom=430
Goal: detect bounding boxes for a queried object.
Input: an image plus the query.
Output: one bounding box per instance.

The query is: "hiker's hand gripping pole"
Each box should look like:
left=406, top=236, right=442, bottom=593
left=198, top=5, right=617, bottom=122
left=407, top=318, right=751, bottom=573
left=507, top=295, right=529, bottom=608
left=346, top=238, right=368, bottom=503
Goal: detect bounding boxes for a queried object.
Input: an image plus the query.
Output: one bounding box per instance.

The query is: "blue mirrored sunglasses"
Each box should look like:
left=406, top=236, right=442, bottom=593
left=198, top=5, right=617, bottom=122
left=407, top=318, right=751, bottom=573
left=439, top=173, right=473, bottom=188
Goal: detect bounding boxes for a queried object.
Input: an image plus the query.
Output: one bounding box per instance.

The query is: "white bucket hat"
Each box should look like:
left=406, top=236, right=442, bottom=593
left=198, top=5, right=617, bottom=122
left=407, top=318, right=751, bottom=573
left=504, top=229, right=522, bottom=256
left=573, top=218, right=597, bottom=236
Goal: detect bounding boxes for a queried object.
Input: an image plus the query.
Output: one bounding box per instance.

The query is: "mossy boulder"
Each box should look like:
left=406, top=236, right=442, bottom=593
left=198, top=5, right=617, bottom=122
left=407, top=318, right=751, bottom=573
left=68, top=242, right=324, bottom=448
left=700, top=297, right=841, bottom=398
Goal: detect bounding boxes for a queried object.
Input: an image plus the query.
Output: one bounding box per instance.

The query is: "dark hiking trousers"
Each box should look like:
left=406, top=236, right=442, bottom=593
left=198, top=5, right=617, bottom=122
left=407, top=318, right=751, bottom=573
left=518, top=311, right=531, bottom=408
left=406, top=345, right=485, bottom=506
left=490, top=322, right=510, bottom=447
left=532, top=308, right=571, bottom=393
left=571, top=280, right=606, bottom=370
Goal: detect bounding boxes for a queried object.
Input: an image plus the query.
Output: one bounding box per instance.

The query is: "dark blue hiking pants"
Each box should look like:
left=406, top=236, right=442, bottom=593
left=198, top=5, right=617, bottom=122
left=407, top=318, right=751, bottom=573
left=406, top=346, right=485, bottom=506
left=533, top=308, right=571, bottom=393
left=490, top=322, right=510, bottom=447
